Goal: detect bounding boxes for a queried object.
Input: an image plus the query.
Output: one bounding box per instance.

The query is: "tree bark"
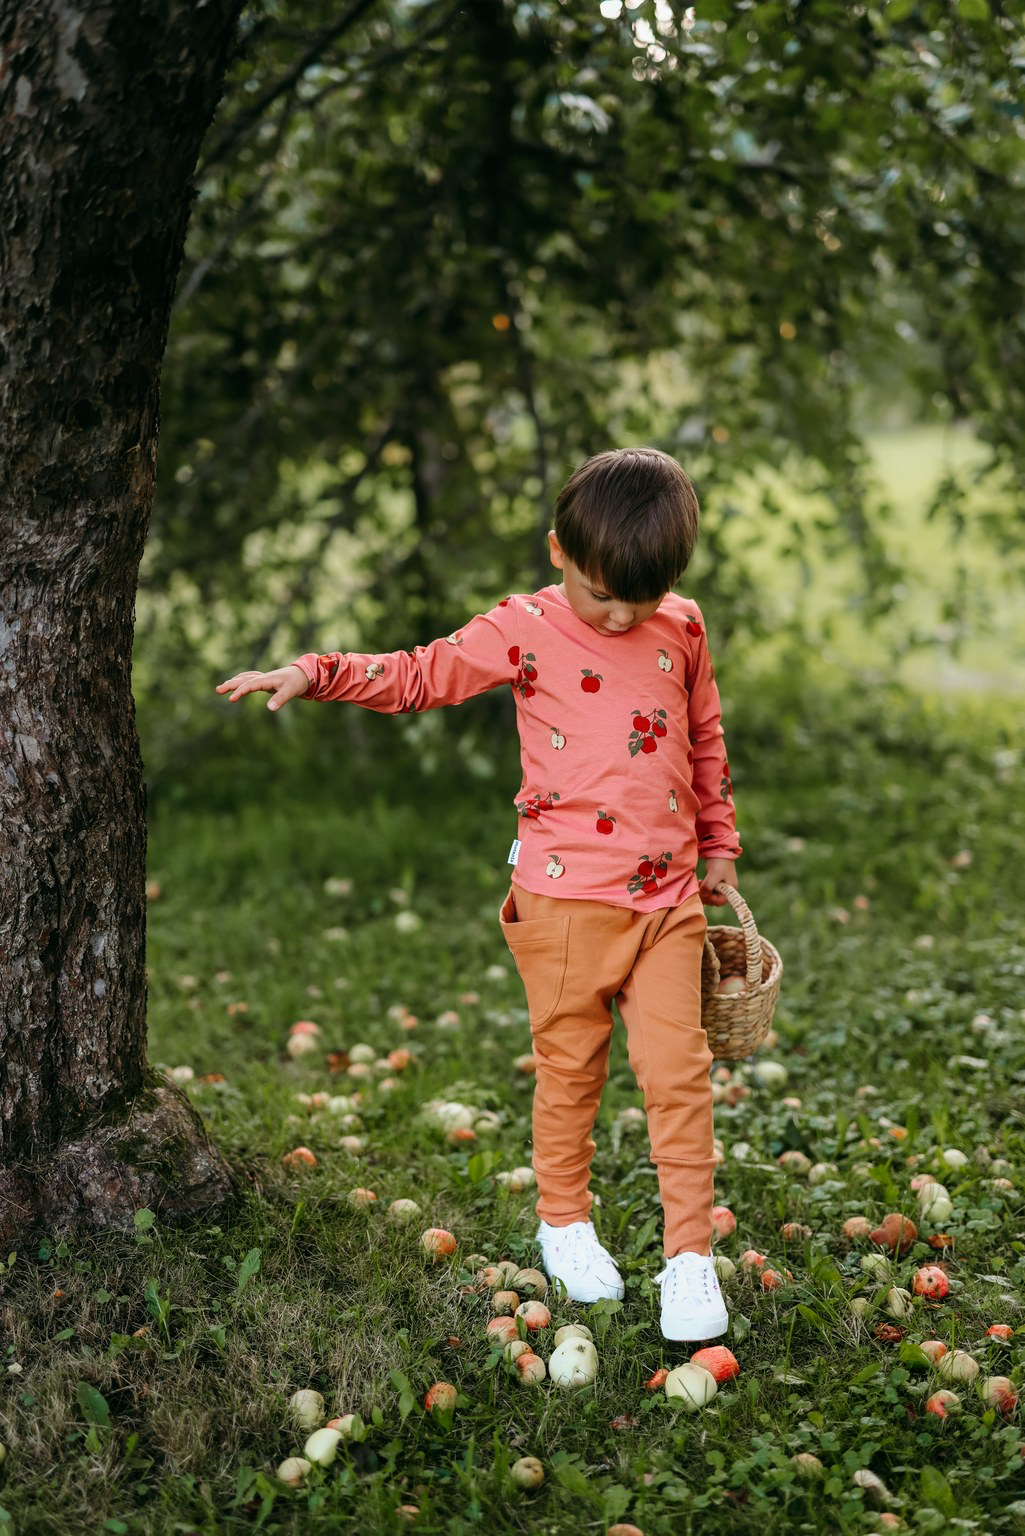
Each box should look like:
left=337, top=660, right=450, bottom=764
left=0, top=0, right=245, bottom=1240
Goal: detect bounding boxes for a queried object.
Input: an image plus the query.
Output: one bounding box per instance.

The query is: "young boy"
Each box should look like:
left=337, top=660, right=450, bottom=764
left=216, top=446, right=740, bottom=1342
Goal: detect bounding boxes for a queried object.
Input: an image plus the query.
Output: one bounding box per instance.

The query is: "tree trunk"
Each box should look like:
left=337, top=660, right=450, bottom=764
left=0, top=0, right=245, bottom=1242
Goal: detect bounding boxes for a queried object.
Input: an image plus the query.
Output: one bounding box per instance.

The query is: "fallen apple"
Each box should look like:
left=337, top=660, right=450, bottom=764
left=936, top=1349, right=979, bottom=1384
left=424, top=1382, right=457, bottom=1414
left=717, top=975, right=745, bottom=996
left=979, top=1375, right=1018, bottom=1415
left=282, top=1147, right=317, bottom=1170
left=503, top=1340, right=532, bottom=1362
left=554, top=1323, right=592, bottom=1345
left=913, top=1265, right=949, bottom=1299
left=918, top=1184, right=954, bottom=1222
left=510, top=1455, right=545, bottom=1489
left=842, top=1216, right=874, bottom=1239
left=492, top=1289, right=520, bottom=1316
left=689, top=1346, right=739, bottom=1384
left=548, top=1337, right=599, bottom=1388
left=486, top=1317, right=519, bottom=1345
left=326, top=1412, right=365, bottom=1440
left=918, top=1339, right=947, bottom=1365
left=388, top=1199, right=421, bottom=1222
left=512, top=1268, right=548, bottom=1297
left=513, top=1351, right=547, bottom=1384
left=925, top=1388, right=962, bottom=1418
left=790, top=1452, right=825, bottom=1480
left=853, top=1468, right=895, bottom=1505
left=710, top=1205, right=736, bottom=1240
left=870, top=1213, right=918, bottom=1255
left=515, top=1300, right=551, bottom=1332
left=288, top=1389, right=325, bottom=1429
left=884, top=1286, right=913, bottom=1320
left=276, top=1456, right=311, bottom=1486
left=303, top=1428, right=342, bottom=1466
left=420, top=1227, right=457, bottom=1259
left=753, top=1060, right=788, bottom=1089
left=664, top=1361, right=717, bottom=1411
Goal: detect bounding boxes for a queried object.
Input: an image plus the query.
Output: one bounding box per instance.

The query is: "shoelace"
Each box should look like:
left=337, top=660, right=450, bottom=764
left=655, top=1254, right=718, bottom=1304
left=544, top=1223, right=617, bottom=1274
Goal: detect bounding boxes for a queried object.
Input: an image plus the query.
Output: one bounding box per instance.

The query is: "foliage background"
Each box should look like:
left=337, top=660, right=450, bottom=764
left=137, top=0, right=1025, bottom=810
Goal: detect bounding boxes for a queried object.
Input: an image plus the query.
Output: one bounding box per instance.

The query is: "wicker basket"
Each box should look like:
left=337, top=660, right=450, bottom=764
left=699, top=881, right=783, bottom=1061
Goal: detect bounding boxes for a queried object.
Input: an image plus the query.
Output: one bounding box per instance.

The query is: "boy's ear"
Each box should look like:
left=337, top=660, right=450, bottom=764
left=547, top=530, right=565, bottom=570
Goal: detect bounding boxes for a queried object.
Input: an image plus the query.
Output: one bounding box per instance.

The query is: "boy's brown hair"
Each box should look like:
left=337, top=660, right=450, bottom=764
left=553, top=447, right=700, bottom=603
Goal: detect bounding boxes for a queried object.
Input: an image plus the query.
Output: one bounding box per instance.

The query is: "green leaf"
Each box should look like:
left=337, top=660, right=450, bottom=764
left=899, top=1339, right=933, bottom=1368
left=796, top=1304, right=831, bottom=1337
left=921, top=1464, right=956, bottom=1515
left=104, top=1521, right=129, bottom=1534
left=603, top=1485, right=633, bottom=1523
left=76, top=1380, right=111, bottom=1429
left=236, top=1247, right=261, bottom=1295
left=852, top=1362, right=881, bottom=1384
left=955, top=0, right=988, bottom=16
left=553, top=1461, right=596, bottom=1502
left=133, top=1208, right=156, bottom=1231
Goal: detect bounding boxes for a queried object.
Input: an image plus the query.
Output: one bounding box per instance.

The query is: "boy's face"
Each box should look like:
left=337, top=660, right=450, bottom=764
left=548, top=531, right=666, bottom=635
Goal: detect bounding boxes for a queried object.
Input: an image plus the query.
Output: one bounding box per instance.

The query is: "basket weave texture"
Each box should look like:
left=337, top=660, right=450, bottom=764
left=700, top=881, right=783, bottom=1061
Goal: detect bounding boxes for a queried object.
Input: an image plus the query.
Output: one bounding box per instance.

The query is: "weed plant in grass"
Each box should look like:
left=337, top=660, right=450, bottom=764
left=0, top=669, right=1023, bottom=1535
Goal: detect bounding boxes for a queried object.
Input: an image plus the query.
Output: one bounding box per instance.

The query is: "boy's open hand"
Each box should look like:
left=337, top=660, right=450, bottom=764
left=215, top=665, right=309, bottom=711
left=699, top=858, right=738, bottom=906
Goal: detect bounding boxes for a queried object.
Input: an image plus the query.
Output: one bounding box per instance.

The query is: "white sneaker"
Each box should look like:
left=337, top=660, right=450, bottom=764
left=535, top=1219, right=625, bottom=1303
left=654, top=1252, right=729, bottom=1341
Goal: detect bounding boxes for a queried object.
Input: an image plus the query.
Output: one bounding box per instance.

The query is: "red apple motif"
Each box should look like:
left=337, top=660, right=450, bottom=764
left=632, top=715, right=650, bottom=731
left=642, top=878, right=658, bottom=893
left=581, top=670, right=603, bottom=693
left=508, top=646, right=520, bottom=665
left=640, top=737, right=657, bottom=754
left=637, top=860, right=654, bottom=877
left=651, top=720, right=667, bottom=737
left=655, top=861, right=667, bottom=878
left=596, top=812, right=616, bottom=835
left=685, top=615, right=702, bottom=636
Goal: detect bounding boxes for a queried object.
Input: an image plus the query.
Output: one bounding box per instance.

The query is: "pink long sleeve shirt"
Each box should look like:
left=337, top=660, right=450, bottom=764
left=292, top=583, right=741, bottom=912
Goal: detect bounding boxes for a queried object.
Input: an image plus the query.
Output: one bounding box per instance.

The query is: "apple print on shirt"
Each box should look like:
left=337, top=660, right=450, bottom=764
left=628, top=707, right=668, bottom=756
left=595, top=810, right=616, bottom=835
left=545, top=854, right=564, bottom=879
left=508, top=647, right=538, bottom=699
left=628, top=851, right=673, bottom=896
left=580, top=669, right=603, bottom=692
left=517, top=790, right=560, bottom=821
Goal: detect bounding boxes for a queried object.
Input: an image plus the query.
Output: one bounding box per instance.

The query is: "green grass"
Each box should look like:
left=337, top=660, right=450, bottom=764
left=1, top=672, right=1024, bottom=1534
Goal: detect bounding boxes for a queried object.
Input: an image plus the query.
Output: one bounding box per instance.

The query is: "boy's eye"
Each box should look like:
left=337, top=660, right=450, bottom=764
left=591, top=593, right=612, bottom=603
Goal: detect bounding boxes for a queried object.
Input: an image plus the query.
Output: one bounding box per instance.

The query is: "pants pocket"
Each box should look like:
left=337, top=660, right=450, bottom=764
left=498, top=886, right=571, bottom=1029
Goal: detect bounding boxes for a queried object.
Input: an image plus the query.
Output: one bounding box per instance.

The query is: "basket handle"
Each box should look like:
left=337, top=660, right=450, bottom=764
left=712, top=880, right=763, bottom=989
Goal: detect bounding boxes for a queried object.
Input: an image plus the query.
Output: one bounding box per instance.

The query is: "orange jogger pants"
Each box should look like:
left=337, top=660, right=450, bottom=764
left=498, top=883, right=718, bottom=1258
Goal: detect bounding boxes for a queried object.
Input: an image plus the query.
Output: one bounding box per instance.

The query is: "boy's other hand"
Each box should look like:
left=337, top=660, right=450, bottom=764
left=698, top=859, right=738, bottom=906
left=215, top=665, right=309, bottom=711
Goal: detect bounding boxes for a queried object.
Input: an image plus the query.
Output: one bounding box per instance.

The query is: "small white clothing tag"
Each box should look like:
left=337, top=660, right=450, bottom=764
left=507, top=838, right=522, bottom=866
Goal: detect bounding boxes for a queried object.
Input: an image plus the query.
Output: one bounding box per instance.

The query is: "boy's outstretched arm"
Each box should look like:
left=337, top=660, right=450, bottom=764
left=217, top=602, right=521, bottom=715
left=684, top=602, right=742, bottom=906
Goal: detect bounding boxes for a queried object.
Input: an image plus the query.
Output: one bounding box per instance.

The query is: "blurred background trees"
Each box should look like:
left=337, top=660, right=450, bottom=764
left=141, top=0, right=1025, bottom=800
